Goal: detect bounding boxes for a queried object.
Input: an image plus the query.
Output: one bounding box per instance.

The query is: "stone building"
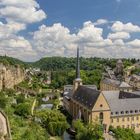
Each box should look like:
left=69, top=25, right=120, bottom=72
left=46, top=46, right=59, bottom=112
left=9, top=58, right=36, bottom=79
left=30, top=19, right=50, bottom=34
left=63, top=47, right=140, bottom=133
left=0, top=64, right=25, bottom=91
left=100, top=78, right=132, bottom=92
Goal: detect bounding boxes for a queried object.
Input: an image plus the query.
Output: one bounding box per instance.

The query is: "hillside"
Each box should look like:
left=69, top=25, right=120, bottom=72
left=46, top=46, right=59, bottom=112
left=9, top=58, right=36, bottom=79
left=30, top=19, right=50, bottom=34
left=33, top=57, right=136, bottom=71
left=0, top=56, right=28, bottom=68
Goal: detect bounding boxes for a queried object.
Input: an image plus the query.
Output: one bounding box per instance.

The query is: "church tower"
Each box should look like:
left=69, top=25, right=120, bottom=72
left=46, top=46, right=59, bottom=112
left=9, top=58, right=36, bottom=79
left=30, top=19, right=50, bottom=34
left=73, top=47, right=82, bottom=92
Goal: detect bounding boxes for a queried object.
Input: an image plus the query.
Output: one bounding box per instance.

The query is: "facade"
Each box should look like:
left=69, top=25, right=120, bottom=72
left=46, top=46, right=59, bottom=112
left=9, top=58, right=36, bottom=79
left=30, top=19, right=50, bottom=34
left=100, top=78, right=132, bottom=92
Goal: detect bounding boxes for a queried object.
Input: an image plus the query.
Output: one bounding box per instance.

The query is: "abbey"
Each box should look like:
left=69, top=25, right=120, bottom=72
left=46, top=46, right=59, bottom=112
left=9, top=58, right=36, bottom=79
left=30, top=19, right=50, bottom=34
left=0, top=64, right=25, bottom=91
left=63, top=47, right=140, bottom=133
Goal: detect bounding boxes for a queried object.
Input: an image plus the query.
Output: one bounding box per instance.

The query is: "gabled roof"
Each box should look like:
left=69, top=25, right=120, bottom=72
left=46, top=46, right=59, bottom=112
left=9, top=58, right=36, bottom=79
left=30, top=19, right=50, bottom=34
left=72, top=86, right=100, bottom=110
left=101, top=78, right=120, bottom=87
left=102, top=91, right=140, bottom=116
left=119, top=82, right=131, bottom=88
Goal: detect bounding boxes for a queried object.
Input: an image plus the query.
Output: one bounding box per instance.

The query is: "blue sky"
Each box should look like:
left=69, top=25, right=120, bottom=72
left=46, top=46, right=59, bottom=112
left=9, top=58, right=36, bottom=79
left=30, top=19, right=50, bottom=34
left=0, top=0, right=140, bottom=61
left=36, top=0, right=140, bottom=28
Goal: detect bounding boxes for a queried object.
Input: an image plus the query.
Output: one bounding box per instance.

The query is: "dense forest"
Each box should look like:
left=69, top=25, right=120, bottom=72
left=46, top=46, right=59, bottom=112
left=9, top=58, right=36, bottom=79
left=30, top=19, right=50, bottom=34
left=0, top=55, right=137, bottom=70
left=33, top=57, right=137, bottom=71
left=0, top=56, right=138, bottom=89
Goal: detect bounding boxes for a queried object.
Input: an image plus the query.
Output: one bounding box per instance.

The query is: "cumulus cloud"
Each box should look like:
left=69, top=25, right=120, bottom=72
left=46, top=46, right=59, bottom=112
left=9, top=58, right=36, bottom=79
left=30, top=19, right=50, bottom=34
left=0, top=0, right=140, bottom=61
left=107, top=32, right=130, bottom=40
left=0, top=6, right=46, bottom=24
left=33, top=23, right=77, bottom=57
left=94, top=19, right=108, bottom=26
left=32, top=20, right=140, bottom=60
left=111, top=21, right=140, bottom=32
left=127, top=39, right=140, bottom=48
left=0, top=0, right=46, bottom=61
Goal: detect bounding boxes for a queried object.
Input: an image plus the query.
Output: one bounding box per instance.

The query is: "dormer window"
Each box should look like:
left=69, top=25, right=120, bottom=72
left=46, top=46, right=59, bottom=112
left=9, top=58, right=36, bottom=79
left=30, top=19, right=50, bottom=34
left=130, top=110, right=133, bottom=113
left=125, top=111, right=129, bottom=114
left=121, top=111, right=124, bottom=114
left=115, top=112, right=119, bottom=115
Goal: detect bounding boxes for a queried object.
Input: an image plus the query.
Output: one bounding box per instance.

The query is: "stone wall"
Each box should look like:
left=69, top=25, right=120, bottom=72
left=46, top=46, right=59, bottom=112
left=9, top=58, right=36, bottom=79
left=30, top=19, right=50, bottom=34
left=0, top=64, right=25, bottom=91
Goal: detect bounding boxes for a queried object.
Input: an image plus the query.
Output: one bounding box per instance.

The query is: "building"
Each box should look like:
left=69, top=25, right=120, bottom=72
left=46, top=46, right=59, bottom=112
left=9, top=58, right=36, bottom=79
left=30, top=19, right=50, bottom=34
left=63, top=47, right=140, bottom=133
left=100, top=78, right=132, bottom=92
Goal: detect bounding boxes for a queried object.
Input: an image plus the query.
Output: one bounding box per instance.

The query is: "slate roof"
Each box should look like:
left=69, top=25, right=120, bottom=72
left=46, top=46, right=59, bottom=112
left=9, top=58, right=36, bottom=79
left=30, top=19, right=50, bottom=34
left=119, top=82, right=131, bottom=88
left=103, top=91, right=140, bottom=117
left=73, top=86, right=100, bottom=110
left=102, top=78, right=121, bottom=87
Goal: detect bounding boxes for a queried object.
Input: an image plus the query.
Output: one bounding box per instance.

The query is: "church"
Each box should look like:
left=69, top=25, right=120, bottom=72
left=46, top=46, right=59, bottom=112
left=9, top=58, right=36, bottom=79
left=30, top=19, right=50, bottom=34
left=63, top=47, right=140, bottom=133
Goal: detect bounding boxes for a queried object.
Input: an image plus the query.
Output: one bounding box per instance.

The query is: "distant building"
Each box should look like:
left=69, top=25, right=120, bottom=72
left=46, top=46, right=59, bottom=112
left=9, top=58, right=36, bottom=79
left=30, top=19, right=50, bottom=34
left=100, top=78, right=132, bottom=92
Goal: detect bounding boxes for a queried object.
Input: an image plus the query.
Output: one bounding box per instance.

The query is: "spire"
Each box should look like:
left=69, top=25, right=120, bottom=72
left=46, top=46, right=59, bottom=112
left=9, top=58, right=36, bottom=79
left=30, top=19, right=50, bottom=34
left=76, top=46, right=80, bottom=79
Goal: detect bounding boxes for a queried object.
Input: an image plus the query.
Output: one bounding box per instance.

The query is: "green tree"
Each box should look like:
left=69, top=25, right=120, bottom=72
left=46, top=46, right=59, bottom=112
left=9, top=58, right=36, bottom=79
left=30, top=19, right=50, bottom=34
left=36, top=109, right=68, bottom=136
left=15, top=102, right=31, bottom=118
left=73, top=119, right=103, bottom=140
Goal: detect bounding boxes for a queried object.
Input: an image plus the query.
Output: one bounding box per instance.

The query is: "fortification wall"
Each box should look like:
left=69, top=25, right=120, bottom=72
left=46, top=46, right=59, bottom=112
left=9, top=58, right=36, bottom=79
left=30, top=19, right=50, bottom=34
left=0, top=64, right=25, bottom=91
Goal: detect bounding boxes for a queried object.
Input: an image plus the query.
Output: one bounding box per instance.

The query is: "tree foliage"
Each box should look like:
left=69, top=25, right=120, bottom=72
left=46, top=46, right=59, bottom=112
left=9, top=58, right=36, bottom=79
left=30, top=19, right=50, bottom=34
left=109, top=126, right=140, bottom=140
left=73, top=119, right=103, bottom=140
left=14, top=102, right=31, bottom=118
left=36, top=109, right=69, bottom=136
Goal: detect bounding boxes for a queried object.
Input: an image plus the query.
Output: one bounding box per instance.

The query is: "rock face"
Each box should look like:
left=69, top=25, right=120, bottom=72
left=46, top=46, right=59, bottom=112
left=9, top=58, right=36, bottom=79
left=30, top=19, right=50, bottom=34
left=0, top=64, right=25, bottom=91
left=0, top=111, right=11, bottom=140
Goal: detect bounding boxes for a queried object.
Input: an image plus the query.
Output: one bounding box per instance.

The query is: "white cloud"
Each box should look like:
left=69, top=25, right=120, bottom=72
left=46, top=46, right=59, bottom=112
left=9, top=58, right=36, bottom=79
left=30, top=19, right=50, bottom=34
left=127, top=39, right=140, bottom=48
left=1, top=0, right=140, bottom=63
left=111, top=21, right=140, bottom=32
left=33, top=23, right=77, bottom=57
left=107, top=32, right=130, bottom=40
left=0, top=6, right=46, bottom=24
left=94, top=19, right=108, bottom=26
left=0, top=0, right=40, bottom=8
left=0, top=0, right=46, bottom=61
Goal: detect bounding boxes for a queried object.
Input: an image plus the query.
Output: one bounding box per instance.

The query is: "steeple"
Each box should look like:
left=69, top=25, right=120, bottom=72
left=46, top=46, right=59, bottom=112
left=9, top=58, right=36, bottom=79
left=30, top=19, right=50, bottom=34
left=76, top=46, right=80, bottom=79
left=73, top=46, right=82, bottom=93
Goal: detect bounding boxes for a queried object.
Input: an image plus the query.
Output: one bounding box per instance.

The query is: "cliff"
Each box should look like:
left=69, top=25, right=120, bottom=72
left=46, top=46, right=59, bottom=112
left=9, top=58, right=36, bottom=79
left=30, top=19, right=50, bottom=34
left=0, top=64, right=25, bottom=91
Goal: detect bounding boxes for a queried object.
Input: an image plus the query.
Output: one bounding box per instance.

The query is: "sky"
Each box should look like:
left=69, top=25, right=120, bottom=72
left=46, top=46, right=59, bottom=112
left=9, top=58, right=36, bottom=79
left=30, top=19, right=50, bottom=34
left=0, top=0, right=140, bottom=61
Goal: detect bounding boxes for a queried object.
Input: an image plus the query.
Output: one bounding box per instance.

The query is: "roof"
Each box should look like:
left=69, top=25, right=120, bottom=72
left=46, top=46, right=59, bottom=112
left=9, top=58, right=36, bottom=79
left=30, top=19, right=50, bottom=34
left=101, top=78, right=120, bottom=87
left=102, top=91, right=140, bottom=117
left=119, top=82, right=131, bottom=88
left=73, top=86, right=100, bottom=110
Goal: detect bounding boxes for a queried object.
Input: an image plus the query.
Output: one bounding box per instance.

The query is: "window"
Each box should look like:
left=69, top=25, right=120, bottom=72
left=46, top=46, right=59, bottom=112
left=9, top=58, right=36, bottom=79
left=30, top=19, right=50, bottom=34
left=122, top=125, right=125, bottom=128
left=100, top=104, right=103, bottom=107
left=130, top=110, right=133, bottom=113
left=135, top=110, right=138, bottom=113
left=111, top=119, right=113, bottom=123
left=117, top=118, right=119, bottom=122
left=127, top=117, right=129, bottom=121
left=122, top=118, right=125, bottom=122
left=132, top=117, right=134, bottom=121
left=127, top=125, right=129, bottom=128
left=99, top=112, right=103, bottom=124
left=121, top=111, right=124, bottom=114
left=116, top=112, right=119, bottom=115
left=136, top=116, right=139, bottom=120
left=136, top=124, right=139, bottom=128
left=111, top=112, right=113, bottom=115
left=131, top=124, right=135, bottom=129
left=125, top=111, right=129, bottom=114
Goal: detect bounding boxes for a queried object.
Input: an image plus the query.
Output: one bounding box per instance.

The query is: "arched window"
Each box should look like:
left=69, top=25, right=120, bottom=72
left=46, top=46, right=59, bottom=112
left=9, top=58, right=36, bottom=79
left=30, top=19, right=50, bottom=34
left=99, top=112, right=104, bottom=124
